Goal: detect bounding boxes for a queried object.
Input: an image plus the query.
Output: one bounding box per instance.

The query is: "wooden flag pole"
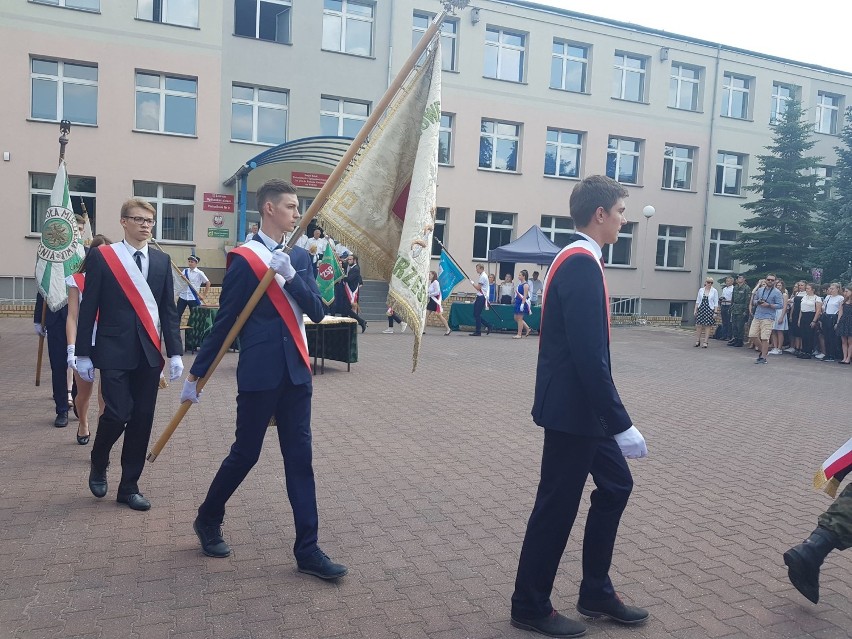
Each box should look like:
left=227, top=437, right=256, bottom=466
left=148, top=238, right=207, bottom=305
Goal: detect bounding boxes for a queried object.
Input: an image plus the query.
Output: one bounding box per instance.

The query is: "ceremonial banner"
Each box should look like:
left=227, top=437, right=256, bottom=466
left=34, top=160, right=84, bottom=311
left=438, top=249, right=465, bottom=300
left=316, top=242, right=343, bottom=307
left=814, top=436, right=852, bottom=497
left=321, top=43, right=442, bottom=370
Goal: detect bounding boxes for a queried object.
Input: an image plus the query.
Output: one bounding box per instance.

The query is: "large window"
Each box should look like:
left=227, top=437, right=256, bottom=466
left=479, top=119, right=520, bottom=172
left=544, top=128, right=582, bottom=179
left=612, top=52, right=646, bottom=102
left=412, top=12, right=458, bottom=71
left=721, top=72, right=751, bottom=119
left=473, top=211, right=513, bottom=259
left=656, top=225, right=687, bottom=268
left=815, top=91, right=841, bottom=134
left=430, top=207, right=447, bottom=257
left=813, top=166, right=835, bottom=200
left=550, top=40, right=588, bottom=93
left=133, top=181, right=195, bottom=242
left=439, top=113, right=453, bottom=165
left=606, top=137, right=641, bottom=185
left=320, top=97, right=369, bottom=137
left=30, top=58, right=98, bottom=125
left=231, top=85, right=288, bottom=145
left=708, top=229, right=738, bottom=271
left=322, top=0, right=373, bottom=56
left=669, top=63, right=700, bottom=111
left=770, top=82, right=795, bottom=123
left=540, top=215, right=574, bottom=248
left=234, top=0, right=291, bottom=43
left=32, top=0, right=99, bottom=9
left=715, top=152, right=745, bottom=195
left=662, top=145, right=694, bottom=191
left=135, top=72, right=196, bottom=135
left=137, top=0, right=198, bottom=27
left=605, top=222, right=634, bottom=266
left=484, top=26, right=526, bottom=83
left=30, top=173, right=96, bottom=234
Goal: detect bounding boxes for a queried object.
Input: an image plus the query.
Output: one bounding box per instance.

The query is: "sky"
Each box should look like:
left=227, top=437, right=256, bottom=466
left=538, top=0, right=848, bottom=73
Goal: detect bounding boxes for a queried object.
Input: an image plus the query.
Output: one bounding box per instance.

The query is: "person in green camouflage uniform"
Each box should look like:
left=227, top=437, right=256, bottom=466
left=727, top=275, right=751, bottom=347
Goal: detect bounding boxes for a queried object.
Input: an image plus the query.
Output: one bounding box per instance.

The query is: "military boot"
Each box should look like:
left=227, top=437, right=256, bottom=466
left=783, top=526, right=838, bottom=603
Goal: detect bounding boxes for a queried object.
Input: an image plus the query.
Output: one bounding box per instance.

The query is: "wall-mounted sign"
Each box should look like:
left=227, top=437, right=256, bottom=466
left=207, top=228, right=230, bottom=238
left=212, top=214, right=224, bottom=228
left=203, top=193, right=235, bottom=212
left=291, top=171, right=330, bottom=189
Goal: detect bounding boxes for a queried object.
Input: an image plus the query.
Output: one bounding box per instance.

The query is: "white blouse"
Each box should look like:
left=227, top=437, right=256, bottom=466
left=695, top=286, right=719, bottom=310
left=800, top=294, right=821, bottom=313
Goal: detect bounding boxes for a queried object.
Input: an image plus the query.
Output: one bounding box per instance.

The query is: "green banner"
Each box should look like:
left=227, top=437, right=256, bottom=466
left=315, top=243, right=343, bottom=306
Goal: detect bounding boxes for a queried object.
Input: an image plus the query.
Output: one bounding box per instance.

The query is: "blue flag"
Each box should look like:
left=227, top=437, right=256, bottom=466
left=438, top=250, right=465, bottom=300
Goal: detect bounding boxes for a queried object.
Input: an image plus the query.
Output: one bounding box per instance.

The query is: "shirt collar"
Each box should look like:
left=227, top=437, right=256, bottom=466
left=573, top=231, right=603, bottom=260
left=256, top=228, right=281, bottom=251
left=124, top=240, right=148, bottom=257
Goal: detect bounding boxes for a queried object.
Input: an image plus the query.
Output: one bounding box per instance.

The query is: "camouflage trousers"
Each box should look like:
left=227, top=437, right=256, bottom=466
left=731, top=311, right=749, bottom=341
left=818, top=483, right=852, bottom=550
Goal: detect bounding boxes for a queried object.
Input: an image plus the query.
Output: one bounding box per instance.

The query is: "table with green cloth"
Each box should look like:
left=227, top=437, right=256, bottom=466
left=448, top=302, right=541, bottom=332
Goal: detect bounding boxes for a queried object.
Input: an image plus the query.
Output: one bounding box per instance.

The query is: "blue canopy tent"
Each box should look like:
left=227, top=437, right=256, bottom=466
left=487, top=225, right=561, bottom=266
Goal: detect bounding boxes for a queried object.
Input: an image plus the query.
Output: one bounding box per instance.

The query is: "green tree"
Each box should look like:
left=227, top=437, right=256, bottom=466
left=814, top=108, right=852, bottom=283
left=730, top=99, right=821, bottom=284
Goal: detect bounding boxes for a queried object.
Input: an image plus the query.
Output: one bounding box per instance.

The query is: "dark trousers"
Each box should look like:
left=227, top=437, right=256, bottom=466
left=198, top=379, right=319, bottom=560
left=473, top=296, right=491, bottom=334
left=46, top=323, right=69, bottom=414
left=347, top=309, right=366, bottom=329
left=731, top=311, right=748, bottom=341
left=512, top=430, right=633, bottom=619
left=388, top=312, right=403, bottom=328
left=800, top=311, right=817, bottom=353
left=717, top=305, right=732, bottom=340
left=821, top=314, right=840, bottom=359
left=176, top=297, right=200, bottom=324
left=91, top=365, right=161, bottom=495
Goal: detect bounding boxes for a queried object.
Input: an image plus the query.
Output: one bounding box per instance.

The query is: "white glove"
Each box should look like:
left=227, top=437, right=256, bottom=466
left=180, top=379, right=201, bottom=404
left=269, top=249, right=296, bottom=282
left=169, top=355, right=184, bottom=381
left=66, top=345, right=76, bottom=369
left=613, top=425, right=648, bottom=459
left=76, top=356, right=95, bottom=383
left=34, top=323, right=46, bottom=337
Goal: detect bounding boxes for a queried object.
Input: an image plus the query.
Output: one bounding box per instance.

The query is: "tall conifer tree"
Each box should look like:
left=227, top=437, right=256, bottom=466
left=814, top=108, right=852, bottom=282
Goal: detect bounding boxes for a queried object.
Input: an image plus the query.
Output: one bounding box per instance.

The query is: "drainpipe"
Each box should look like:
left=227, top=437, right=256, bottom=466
left=386, top=0, right=395, bottom=88
left=698, top=42, right=722, bottom=291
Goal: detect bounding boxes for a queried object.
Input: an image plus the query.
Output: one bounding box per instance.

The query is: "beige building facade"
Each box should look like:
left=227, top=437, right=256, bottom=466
left=1, top=0, right=849, bottom=315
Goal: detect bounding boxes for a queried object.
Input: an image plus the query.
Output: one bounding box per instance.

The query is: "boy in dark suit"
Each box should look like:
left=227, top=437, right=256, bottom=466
left=511, top=175, right=649, bottom=637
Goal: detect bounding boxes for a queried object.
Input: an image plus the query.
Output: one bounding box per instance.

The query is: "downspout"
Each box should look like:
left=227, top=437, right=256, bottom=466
left=698, top=42, right=722, bottom=290
left=386, top=0, right=395, bottom=88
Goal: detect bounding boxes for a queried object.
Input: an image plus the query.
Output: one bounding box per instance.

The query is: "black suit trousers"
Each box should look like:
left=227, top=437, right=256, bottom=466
left=511, top=429, right=633, bottom=619
left=91, top=365, right=161, bottom=495
left=473, top=296, right=491, bottom=333
left=46, top=322, right=69, bottom=414
left=197, top=378, right=319, bottom=560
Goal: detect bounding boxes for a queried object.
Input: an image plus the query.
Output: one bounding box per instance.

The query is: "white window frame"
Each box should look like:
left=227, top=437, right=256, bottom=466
left=431, top=207, right=448, bottom=258
left=669, top=63, right=700, bottom=111
left=708, top=228, right=738, bottom=272
left=770, top=82, right=794, bottom=124
left=322, top=0, right=374, bottom=57
left=550, top=40, right=589, bottom=93
left=479, top=119, right=520, bottom=173
left=473, top=210, right=514, bottom=260
left=656, top=225, right=688, bottom=269
left=30, top=0, right=99, bottom=10
left=320, top=96, right=370, bottom=137
left=606, top=136, right=641, bottom=185
left=230, top=84, right=288, bottom=145
left=662, top=144, right=695, bottom=191
left=540, top=215, right=574, bottom=248
left=136, top=0, right=199, bottom=28
left=604, top=222, right=634, bottom=266
left=133, top=181, right=195, bottom=242
left=815, top=91, right=841, bottom=134
left=715, top=152, right=745, bottom=196
left=484, top=26, right=526, bottom=83
left=439, top=113, right=453, bottom=166
left=812, top=166, right=835, bottom=199
left=721, top=72, right=751, bottom=119
left=30, top=58, right=98, bottom=124
left=30, top=172, right=96, bottom=234
left=412, top=11, right=458, bottom=72
left=234, top=0, right=291, bottom=42
left=134, top=71, right=197, bottom=135
left=544, top=128, right=583, bottom=179
left=613, top=52, right=646, bottom=102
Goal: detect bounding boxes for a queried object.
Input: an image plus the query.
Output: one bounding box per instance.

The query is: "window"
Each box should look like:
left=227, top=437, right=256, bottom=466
left=30, top=58, right=98, bottom=125
left=30, top=173, right=96, bottom=234
left=550, top=40, right=588, bottom=93
left=540, top=215, right=574, bottom=248
left=662, top=145, right=695, bottom=190
left=439, top=113, right=453, bottom=165
left=715, top=152, right=745, bottom=195
left=605, top=222, right=634, bottom=266
left=606, top=137, right=641, bottom=185
left=479, top=119, right=520, bottom=172
left=322, top=0, right=373, bottom=57
left=656, top=225, right=687, bottom=268
left=137, top=0, right=198, bottom=27
left=813, top=166, right=835, bottom=200
left=135, top=72, right=196, bottom=135
left=412, top=12, right=458, bottom=71
left=133, top=181, right=195, bottom=241
left=484, top=26, right=526, bottom=83
left=231, top=85, right=288, bottom=145
left=815, top=91, right=841, bottom=134
left=473, top=211, right=513, bottom=259
left=544, top=128, right=582, bottom=178
left=770, top=82, right=795, bottom=123
left=669, top=63, right=700, bottom=111
left=708, top=229, right=738, bottom=271
left=320, top=97, right=369, bottom=137
left=431, top=207, right=447, bottom=257
left=612, top=52, right=646, bottom=102
left=721, top=72, right=751, bottom=119
left=234, top=0, right=290, bottom=43
left=32, top=0, right=99, bottom=9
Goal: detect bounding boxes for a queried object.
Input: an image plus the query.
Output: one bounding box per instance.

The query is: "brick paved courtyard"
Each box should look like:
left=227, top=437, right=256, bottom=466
left=1, top=317, right=850, bottom=639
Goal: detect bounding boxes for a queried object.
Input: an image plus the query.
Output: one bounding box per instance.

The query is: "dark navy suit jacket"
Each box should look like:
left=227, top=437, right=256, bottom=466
left=190, top=238, right=324, bottom=390
left=531, top=248, right=632, bottom=437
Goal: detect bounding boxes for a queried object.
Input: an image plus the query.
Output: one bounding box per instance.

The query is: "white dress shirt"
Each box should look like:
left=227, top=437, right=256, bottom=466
left=124, top=240, right=149, bottom=279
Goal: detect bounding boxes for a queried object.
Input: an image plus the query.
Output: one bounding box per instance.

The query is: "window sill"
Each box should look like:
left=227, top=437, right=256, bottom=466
left=27, top=118, right=97, bottom=128
left=132, top=129, right=198, bottom=139
left=477, top=167, right=521, bottom=175
left=155, top=239, right=196, bottom=246
left=712, top=192, right=747, bottom=198
left=707, top=269, right=736, bottom=274
left=135, top=17, right=199, bottom=30
left=483, top=76, right=527, bottom=86
left=814, top=130, right=839, bottom=138
left=543, top=174, right=580, bottom=182
left=232, top=33, right=292, bottom=46
left=605, top=264, right=635, bottom=270
left=719, top=115, right=753, bottom=123
left=230, top=139, right=281, bottom=148
left=320, top=49, right=375, bottom=61
left=29, top=2, right=100, bottom=13
left=25, top=233, right=42, bottom=240
left=655, top=267, right=691, bottom=272
left=549, top=87, right=589, bottom=96
left=667, top=105, right=703, bottom=114
left=438, top=163, right=454, bottom=168
left=661, top=187, right=698, bottom=194
left=611, top=97, right=649, bottom=105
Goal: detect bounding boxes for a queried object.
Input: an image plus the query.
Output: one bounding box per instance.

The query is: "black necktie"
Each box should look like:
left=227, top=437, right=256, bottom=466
left=134, top=250, right=143, bottom=272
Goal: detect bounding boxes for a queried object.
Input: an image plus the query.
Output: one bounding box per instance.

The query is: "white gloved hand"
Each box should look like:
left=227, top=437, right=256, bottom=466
left=66, top=345, right=76, bottom=369
left=180, top=379, right=201, bottom=404
left=169, top=355, right=184, bottom=381
left=613, top=425, right=648, bottom=459
left=34, top=323, right=46, bottom=337
left=76, top=356, right=95, bottom=382
left=269, top=249, right=296, bottom=282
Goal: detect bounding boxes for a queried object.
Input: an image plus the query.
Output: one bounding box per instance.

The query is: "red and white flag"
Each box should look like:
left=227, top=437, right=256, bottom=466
left=813, top=436, right=852, bottom=497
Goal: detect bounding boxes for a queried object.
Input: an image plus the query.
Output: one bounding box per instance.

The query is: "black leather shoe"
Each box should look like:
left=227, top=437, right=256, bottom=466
left=117, top=492, right=151, bottom=511
left=361, top=322, right=367, bottom=334
left=193, top=518, right=232, bottom=558
left=510, top=610, right=587, bottom=637
left=783, top=526, right=838, bottom=603
left=297, top=549, right=347, bottom=580
left=485, top=325, right=492, bottom=335
left=468, top=332, right=481, bottom=336
left=576, top=594, right=649, bottom=625
left=88, top=463, right=107, bottom=498
left=54, top=412, right=69, bottom=428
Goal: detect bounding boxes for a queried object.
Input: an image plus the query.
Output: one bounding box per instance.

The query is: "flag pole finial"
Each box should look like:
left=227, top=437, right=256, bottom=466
left=58, top=119, right=71, bottom=162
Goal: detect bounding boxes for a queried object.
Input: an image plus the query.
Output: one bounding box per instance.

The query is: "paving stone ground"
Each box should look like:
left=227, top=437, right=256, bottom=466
left=1, top=317, right=850, bottom=639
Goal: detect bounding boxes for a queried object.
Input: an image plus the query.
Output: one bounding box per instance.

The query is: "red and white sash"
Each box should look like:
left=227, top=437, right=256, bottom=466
left=230, top=242, right=310, bottom=370
left=428, top=282, right=443, bottom=314
left=99, top=243, right=163, bottom=364
left=346, top=283, right=360, bottom=304
left=515, top=289, right=532, bottom=315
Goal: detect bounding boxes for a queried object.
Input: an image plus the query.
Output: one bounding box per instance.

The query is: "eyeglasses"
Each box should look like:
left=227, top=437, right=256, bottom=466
left=123, top=216, right=156, bottom=227
left=766, top=278, right=776, bottom=283
left=705, top=281, right=713, bottom=284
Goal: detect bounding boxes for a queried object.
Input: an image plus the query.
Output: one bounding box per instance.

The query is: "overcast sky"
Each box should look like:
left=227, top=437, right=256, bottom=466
left=539, top=0, right=848, bottom=73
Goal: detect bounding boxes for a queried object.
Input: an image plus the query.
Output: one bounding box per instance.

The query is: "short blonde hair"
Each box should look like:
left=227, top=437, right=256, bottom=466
left=120, top=198, right=156, bottom=218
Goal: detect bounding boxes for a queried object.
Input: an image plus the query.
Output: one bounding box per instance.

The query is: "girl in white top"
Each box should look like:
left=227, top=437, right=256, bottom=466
left=796, top=282, right=822, bottom=359
left=426, top=271, right=451, bottom=336
left=769, top=279, right=789, bottom=354
left=693, top=277, right=720, bottom=348
left=820, top=282, right=844, bottom=361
